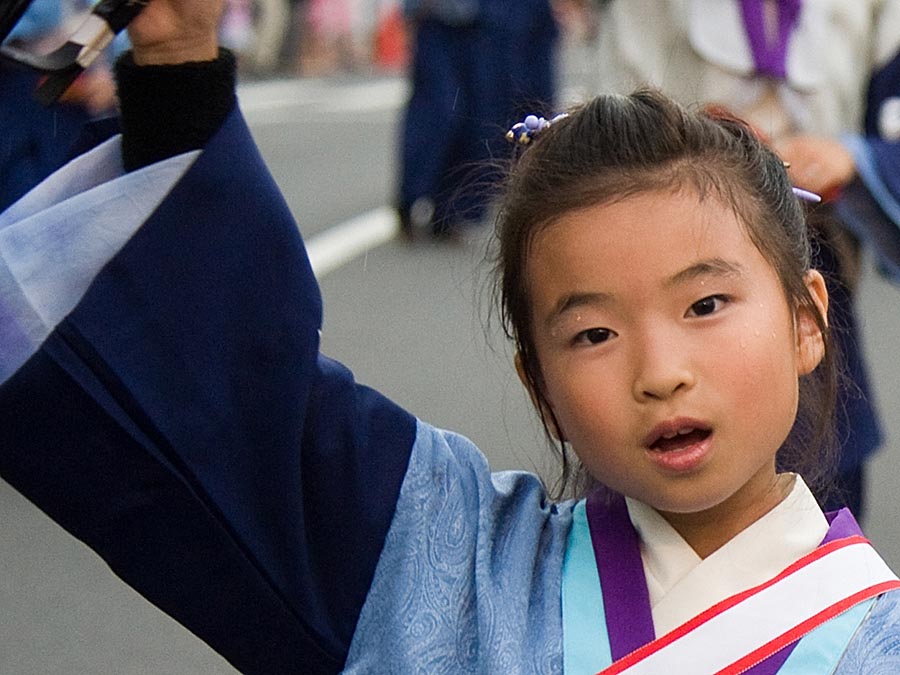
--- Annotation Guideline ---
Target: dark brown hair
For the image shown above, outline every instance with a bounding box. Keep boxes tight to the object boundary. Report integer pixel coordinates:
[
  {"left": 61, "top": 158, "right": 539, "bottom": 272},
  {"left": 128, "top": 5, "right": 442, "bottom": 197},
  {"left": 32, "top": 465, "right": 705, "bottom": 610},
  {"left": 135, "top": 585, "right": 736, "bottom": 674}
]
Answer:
[{"left": 491, "top": 89, "right": 838, "bottom": 500}]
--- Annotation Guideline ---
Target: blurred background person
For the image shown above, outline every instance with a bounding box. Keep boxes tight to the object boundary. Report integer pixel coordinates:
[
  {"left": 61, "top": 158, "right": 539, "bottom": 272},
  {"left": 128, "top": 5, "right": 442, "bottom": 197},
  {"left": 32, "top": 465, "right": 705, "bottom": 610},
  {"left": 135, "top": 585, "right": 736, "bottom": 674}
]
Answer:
[
  {"left": 396, "top": 0, "right": 560, "bottom": 241},
  {"left": 220, "top": 0, "right": 407, "bottom": 78},
  {"left": 250, "top": 0, "right": 292, "bottom": 74},
  {"left": 590, "top": 0, "right": 900, "bottom": 521},
  {"left": 297, "top": 0, "right": 361, "bottom": 75},
  {"left": 373, "top": 0, "right": 409, "bottom": 73},
  {"left": 0, "top": 0, "right": 116, "bottom": 211},
  {"left": 220, "top": 0, "right": 256, "bottom": 65}
]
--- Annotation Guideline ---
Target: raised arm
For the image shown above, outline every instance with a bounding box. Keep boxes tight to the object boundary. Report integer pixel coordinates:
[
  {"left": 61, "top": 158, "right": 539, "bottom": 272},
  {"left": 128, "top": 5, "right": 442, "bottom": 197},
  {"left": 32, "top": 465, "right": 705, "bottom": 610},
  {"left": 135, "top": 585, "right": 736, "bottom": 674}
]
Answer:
[
  {"left": 118, "top": 0, "right": 234, "bottom": 171},
  {"left": 0, "top": 3, "right": 416, "bottom": 673}
]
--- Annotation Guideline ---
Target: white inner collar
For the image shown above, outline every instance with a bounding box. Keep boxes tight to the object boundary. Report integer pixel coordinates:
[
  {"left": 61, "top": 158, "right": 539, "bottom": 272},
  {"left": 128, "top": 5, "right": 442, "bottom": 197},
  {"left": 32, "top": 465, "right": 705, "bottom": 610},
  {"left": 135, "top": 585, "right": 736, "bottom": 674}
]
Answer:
[{"left": 626, "top": 475, "right": 829, "bottom": 636}]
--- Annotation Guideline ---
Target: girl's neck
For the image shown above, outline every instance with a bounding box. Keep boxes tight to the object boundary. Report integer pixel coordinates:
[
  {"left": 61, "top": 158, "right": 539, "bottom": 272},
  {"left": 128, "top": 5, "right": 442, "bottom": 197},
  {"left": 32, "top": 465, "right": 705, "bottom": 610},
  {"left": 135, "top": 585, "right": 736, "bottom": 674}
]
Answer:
[{"left": 658, "top": 473, "right": 794, "bottom": 559}]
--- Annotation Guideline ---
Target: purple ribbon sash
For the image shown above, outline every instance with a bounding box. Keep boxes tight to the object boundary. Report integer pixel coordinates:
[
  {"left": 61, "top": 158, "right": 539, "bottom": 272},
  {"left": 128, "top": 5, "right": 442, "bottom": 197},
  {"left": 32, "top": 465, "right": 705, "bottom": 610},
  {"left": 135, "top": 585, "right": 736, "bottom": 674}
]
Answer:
[
  {"left": 585, "top": 489, "right": 863, "bottom": 674},
  {"left": 738, "top": 0, "right": 802, "bottom": 79}
]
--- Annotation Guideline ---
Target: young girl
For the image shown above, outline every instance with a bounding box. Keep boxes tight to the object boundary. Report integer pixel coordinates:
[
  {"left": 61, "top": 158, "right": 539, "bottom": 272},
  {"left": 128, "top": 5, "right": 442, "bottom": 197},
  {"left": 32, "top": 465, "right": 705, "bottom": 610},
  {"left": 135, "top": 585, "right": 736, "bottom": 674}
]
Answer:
[
  {"left": 590, "top": 0, "right": 900, "bottom": 520},
  {"left": 1, "top": 2, "right": 898, "bottom": 673}
]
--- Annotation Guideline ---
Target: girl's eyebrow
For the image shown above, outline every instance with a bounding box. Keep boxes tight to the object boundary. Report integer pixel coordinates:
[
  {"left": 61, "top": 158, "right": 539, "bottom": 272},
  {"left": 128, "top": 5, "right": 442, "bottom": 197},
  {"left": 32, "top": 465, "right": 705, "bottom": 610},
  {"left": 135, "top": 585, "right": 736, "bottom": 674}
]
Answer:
[
  {"left": 545, "top": 259, "right": 744, "bottom": 329},
  {"left": 665, "top": 258, "right": 745, "bottom": 288},
  {"left": 546, "top": 291, "right": 613, "bottom": 329}
]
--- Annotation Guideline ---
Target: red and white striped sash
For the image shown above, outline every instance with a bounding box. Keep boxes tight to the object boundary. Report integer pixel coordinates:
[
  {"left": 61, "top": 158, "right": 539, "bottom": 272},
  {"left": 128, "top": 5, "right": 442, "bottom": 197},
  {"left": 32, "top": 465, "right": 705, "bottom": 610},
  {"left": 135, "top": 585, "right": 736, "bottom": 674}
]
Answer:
[{"left": 598, "top": 535, "right": 900, "bottom": 675}]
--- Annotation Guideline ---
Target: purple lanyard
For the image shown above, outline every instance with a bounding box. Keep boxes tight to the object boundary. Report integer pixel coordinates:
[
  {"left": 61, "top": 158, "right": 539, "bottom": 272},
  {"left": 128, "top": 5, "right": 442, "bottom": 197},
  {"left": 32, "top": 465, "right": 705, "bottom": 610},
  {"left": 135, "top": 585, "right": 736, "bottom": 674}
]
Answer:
[
  {"left": 585, "top": 490, "right": 864, "bottom": 674},
  {"left": 738, "top": 0, "right": 802, "bottom": 79}
]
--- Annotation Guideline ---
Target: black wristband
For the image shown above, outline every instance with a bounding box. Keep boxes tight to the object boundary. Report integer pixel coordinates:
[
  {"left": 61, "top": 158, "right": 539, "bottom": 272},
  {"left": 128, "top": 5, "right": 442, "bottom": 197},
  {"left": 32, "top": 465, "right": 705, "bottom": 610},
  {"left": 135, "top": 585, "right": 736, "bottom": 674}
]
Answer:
[{"left": 115, "top": 48, "right": 237, "bottom": 172}]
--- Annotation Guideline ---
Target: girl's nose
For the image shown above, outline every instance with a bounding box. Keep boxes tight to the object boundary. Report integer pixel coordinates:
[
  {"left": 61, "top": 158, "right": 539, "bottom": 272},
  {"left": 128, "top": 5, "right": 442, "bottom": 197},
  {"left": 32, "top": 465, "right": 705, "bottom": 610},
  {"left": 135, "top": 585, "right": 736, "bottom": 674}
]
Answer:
[{"left": 631, "top": 335, "right": 695, "bottom": 402}]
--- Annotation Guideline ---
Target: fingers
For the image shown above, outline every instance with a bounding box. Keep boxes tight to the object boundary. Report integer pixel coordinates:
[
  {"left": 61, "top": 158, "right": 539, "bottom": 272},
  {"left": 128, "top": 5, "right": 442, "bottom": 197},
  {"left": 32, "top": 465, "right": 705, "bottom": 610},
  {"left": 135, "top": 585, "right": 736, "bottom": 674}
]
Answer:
[
  {"left": 776, "top": 136, "right": 856, "bottom": 196},
  {"left": 128, "top": 0, "right": 225, "bottom": 65}
]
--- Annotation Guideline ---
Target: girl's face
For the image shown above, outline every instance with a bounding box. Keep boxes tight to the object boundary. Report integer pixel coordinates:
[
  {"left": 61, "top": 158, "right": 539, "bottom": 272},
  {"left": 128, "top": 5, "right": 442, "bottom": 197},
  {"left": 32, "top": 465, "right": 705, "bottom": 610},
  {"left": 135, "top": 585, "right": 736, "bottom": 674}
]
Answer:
[{"left": 523, "top": 188, "right": 827, "bottom": 546}]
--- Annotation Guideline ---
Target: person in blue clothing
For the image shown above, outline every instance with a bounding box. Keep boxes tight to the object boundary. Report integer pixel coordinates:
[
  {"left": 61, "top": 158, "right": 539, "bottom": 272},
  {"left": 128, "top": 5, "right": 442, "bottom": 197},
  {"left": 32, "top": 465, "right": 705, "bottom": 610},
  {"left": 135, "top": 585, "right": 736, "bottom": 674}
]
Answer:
[
  {"left": 397, "top": 0, "right": 559, "bottom": 240},
  {"left": 0, "top": 0, "right": 116, "bottom": 211},
  {"left": 2, "top": 1, "right": 900, "bottom": 674}
]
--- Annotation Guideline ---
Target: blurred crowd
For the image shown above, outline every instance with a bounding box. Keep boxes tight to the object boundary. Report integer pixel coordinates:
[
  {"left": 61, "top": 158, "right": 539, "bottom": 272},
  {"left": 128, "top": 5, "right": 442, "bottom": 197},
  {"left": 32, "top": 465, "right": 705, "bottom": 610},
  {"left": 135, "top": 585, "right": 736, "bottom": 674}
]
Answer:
[
  {"left": 220, "top": 0, "right": 412, "bottom": 77},
  {"left": 220, "top": 0, "right": 595, "bottom": 78}
]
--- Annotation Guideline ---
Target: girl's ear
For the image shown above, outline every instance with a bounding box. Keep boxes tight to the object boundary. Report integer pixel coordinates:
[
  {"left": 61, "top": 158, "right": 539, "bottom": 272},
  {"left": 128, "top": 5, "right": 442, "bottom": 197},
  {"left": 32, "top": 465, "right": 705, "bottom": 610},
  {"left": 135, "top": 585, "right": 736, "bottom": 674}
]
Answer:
[
  {"left": 796, "top": 270, "right": 829, "bottom": 375},
  {"left": 514, "top": 352, "right": 566, "bottom": 442}
]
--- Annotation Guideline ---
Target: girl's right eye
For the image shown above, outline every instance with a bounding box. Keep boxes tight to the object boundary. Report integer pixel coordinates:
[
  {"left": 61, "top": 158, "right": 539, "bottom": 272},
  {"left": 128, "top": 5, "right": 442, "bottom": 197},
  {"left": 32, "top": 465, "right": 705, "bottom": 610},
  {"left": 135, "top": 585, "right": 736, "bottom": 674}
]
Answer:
[{"left": 574, "top": 327, "right": 615, "bottom": 346}]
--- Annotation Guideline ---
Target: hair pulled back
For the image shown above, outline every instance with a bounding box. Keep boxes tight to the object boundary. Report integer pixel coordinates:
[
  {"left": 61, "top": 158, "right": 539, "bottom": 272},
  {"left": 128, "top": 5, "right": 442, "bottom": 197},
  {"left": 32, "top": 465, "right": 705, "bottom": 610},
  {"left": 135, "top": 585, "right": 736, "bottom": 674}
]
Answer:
[{"left": 492, "top": 89, "right": 837, "bottom": 500}]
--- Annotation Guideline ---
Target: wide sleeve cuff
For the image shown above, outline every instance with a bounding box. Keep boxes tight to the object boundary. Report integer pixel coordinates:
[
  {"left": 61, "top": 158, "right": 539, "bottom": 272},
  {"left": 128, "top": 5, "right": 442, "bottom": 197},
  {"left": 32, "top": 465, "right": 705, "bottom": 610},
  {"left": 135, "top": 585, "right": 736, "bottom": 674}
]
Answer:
[{"left": 115, "top": 48, "right": 237, "bottom": 171}]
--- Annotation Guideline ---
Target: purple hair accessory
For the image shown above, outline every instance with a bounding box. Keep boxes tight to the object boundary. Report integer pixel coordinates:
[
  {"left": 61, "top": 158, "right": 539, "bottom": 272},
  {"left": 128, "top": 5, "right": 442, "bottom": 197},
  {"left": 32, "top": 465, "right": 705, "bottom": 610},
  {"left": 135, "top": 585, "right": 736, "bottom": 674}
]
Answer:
[
  {"left": 506, "top": 113, "right": 569, "bottom": 145},
  {"left": 792, "top": 187, "right": 822, "bottom": 203}
]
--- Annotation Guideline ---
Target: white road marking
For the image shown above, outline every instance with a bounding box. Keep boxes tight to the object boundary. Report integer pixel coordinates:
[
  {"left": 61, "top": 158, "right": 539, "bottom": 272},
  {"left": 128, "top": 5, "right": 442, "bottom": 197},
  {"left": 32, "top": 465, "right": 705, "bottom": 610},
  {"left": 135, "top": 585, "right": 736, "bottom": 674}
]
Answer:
[
  {"left": 239, "top": 77, "right": 406, "bottom": 273},
  {"left": 306, "top": 206, "right": 399, "bottom": 278}
]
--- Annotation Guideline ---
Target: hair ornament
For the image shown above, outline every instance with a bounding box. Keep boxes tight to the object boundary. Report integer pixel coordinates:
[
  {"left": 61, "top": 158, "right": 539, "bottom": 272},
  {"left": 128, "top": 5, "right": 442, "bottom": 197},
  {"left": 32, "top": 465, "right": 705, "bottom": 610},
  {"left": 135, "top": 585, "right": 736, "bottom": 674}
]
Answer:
[
  {"left": 506, "top": 113, "right": 569, "bottom": 145},
  {"left": 783, "top": 161, "right": 821, "bottom": 202},
  {"left": 791, "top": 187, "right": 822, "bottom": 203}
]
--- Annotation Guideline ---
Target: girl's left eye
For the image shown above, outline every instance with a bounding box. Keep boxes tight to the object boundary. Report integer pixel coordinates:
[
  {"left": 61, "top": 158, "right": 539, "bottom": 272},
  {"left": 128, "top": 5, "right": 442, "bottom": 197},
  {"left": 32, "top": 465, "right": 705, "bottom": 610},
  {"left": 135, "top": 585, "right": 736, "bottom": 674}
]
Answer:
[
  {"left": 573, "top": 327, "right": 615, "bottom": 345},
  {"left": 687, "top": 295, "right": 729, "bottom": 317}
]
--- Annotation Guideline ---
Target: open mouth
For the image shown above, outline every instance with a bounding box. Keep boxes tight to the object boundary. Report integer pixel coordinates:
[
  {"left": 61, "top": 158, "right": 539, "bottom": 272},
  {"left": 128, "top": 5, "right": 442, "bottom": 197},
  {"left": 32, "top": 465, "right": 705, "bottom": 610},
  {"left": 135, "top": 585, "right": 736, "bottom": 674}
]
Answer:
[{"left": 649, "top": 426, "right": 712, "bottom": 453}]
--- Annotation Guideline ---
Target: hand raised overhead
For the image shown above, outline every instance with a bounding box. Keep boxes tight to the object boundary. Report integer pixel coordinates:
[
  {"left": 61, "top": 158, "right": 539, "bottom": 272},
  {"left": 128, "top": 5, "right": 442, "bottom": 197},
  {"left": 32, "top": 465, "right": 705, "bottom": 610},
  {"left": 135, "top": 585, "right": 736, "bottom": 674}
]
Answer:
[{"left": 127, "top": 0, "right": 224, "bottom": 65}]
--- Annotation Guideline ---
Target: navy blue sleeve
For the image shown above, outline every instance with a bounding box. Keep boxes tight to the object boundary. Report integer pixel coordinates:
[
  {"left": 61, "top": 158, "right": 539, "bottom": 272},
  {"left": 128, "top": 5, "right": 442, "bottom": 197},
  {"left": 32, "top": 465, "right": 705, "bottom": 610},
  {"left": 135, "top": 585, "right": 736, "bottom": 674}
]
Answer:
[{"left": 0, "top": 108, "right": 416, "bottom": 674}]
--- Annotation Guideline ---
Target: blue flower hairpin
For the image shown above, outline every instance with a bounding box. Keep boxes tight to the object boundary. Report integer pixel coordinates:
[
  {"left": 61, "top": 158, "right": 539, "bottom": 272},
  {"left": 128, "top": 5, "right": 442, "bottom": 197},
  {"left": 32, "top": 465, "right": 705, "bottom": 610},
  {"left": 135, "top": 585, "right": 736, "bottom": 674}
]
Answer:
[{"left": 506, "top": 113, "right": 569, "bottom": 145}]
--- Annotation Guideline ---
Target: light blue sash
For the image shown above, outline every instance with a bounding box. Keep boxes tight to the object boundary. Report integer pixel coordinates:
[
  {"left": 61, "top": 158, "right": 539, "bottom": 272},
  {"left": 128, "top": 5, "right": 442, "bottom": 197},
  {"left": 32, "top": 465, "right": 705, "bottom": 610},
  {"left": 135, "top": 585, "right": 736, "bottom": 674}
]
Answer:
[{"left": 562, "top": 500, "right": 613, "bottom": 674}]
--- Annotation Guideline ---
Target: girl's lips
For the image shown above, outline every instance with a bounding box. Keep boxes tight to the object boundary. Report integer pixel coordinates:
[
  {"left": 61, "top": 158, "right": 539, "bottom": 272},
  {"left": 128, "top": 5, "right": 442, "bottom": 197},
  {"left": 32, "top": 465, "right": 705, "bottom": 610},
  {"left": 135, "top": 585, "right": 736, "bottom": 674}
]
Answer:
[
  {"left": 651, "top": 427, "right": 711, "bottom": 453},
  {"left": 643, "top": 418, "right": 712, "bottom": 450},
  {"left": 643, "top": 418, "right": 714, "bottom": 472},
  {"left": 645, "top": 433, "right": 713, "bottom": 472}
]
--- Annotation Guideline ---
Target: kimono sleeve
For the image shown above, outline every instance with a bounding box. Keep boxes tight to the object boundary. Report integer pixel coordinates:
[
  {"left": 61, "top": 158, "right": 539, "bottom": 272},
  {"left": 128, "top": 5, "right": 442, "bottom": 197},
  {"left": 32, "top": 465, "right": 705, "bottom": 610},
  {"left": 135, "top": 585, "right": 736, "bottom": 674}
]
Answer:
[{"left": 0, "top": 108, "right": 416, "bottom": 675}]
